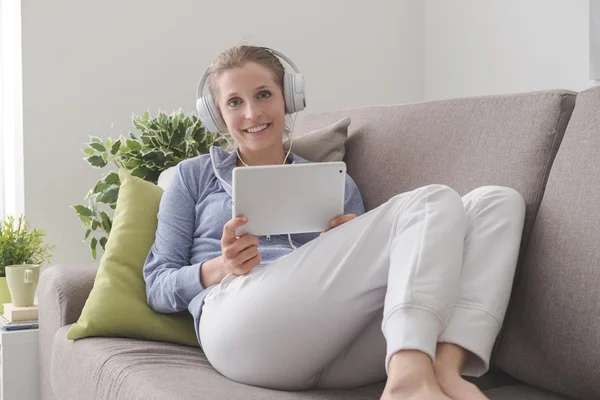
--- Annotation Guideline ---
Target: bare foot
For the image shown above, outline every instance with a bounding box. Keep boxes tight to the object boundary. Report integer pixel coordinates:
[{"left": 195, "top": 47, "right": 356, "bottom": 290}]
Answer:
[
  {"left": 434, "top": 371, "right": 488, "bottom": 400},
  {"left": 381, "top": 350, "right": 452, "bottom": 400},
  {"left": 381, "top": 383, "right": 452, "bottom": 400},
  {"left": 433, "top": 343, "right": 488, "bottom": 400}
]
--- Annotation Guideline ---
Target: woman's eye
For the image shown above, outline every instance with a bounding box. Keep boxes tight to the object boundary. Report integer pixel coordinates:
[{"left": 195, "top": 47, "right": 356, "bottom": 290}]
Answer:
[
  {"left": 258, "top": 91, "right": 272, "bottom": 99},
  {"left": 227, "top": 99, "right": 240, "bottom": 107}
]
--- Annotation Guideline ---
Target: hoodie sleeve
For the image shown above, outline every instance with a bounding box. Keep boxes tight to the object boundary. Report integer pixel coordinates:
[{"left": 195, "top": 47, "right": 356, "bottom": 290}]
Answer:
[
  {"left": 143, "top": 162, "right": 206, "bottom": 313},
  {"left": 344, "top": 174, "right": 366, "bottom": 217}
]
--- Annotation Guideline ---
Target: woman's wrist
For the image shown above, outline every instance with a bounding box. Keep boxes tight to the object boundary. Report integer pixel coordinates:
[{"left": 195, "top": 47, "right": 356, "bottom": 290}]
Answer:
[{"left": 200, "top": 256, "right": 226, "bottom": 287}]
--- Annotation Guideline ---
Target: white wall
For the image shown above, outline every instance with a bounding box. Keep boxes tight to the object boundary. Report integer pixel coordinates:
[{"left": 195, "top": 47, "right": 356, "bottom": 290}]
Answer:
[
  {"left": 425, "top": 0, "right": 595, "bottom": 100},
  {"left": 21, "top": 0, "right": 425, "bottom": 264}
]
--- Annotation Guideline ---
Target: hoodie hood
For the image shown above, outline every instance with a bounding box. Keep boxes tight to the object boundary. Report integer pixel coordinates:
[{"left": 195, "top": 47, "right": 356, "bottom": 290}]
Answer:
[{"left": 208, "top": 145, "right": 309, "bottom": 197}]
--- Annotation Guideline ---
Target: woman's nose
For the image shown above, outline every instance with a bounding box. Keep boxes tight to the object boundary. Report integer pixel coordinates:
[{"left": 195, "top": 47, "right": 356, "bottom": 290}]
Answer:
[{"left": 244, "top": 101, "right": 262, "bottom": 120}]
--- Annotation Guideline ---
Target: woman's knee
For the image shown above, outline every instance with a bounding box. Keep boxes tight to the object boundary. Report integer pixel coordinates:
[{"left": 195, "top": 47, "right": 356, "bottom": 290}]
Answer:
[
  {"left": 387, "top": 184, "right": 466, "bottom": 225},
  {"left": 468, "top": 185, "right": 526, "bottom": 216},
  {"left": 411, "top": 184, "right": 464, "bottom": 211},
  {"left": 390, "top": 184, "right": 461, "bottom": 204}
]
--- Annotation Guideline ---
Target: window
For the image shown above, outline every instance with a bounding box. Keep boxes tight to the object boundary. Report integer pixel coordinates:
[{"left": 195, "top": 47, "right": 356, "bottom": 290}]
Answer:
[{"left": 0, "top": 0, "right": 24, "bottom": 221}]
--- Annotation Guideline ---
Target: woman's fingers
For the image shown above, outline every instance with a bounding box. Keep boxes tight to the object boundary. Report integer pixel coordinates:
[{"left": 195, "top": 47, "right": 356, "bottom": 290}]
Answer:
[
  {"left": 321, "top": 214, "right": 357, "bottom": 235},
  {"left": 233, "top": 247, "right": 261, "bottom": 274},
  {"left": 330, "top": 214, "right": 357, "bottom": 228},
  {"left": 222, "top": 216, "right": 248, "bottom": 245}
]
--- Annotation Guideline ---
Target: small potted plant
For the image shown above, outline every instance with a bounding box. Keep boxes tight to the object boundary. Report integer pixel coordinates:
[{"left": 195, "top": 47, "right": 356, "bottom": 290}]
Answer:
[{"left": 0, "top": 215, "right": 55, "bottom": 313}]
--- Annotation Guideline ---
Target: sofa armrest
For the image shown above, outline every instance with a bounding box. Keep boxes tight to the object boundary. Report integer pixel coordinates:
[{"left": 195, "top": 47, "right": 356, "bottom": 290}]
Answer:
[{"left": 38, "top": 263, "right": 99, "bottom": 400}]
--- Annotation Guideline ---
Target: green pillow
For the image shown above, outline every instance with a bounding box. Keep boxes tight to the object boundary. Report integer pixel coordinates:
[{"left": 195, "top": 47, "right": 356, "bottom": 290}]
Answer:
[{"left": 67, "top": 168, "right": 199, "bottom": 347}]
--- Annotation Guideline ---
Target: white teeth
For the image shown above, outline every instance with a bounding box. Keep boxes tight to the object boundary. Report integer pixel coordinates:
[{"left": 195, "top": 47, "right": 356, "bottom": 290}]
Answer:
[{"left": 246, "top": 124, "right": 269, "bottom": 133}]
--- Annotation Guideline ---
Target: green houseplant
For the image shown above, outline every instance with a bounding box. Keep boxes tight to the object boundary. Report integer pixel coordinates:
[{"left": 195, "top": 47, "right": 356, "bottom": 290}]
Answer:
[
  {"left": 0, "top": 214, "right": 55, "bottom": 313},
  {"left": 72, "top": 109, "right": 227, "bottom": 259}
]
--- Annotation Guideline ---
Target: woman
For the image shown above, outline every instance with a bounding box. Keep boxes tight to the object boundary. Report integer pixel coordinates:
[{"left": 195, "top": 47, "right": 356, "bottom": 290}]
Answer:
[{"left": 143, "top": 45, "right": 526, "bottom": 400}]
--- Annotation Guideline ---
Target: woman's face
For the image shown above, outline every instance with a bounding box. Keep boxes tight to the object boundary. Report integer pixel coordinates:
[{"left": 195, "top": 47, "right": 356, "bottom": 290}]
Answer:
[{"left": 215, "top": 62, "right": 286, "bottom": 153}]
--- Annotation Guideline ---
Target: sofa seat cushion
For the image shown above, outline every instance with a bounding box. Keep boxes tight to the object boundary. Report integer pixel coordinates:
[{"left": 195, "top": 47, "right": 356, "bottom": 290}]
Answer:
[
  {"left": 52, "top": 325, "right": 555, "bottom": 399},
  {"left": 485, "top": 384, "right": 574, "bottom": 399},
  {"left": 51, "top": 326, "right": 385, "bottom": 400}
]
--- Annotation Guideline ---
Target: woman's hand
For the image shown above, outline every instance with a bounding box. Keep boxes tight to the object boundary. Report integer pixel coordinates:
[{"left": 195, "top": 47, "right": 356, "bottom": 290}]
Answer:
[
  {"left": 221, "top": 216, "right": 262, "bottom": 275},
  {"left": 200, "top": 216, "right": 261, "bottom": 288},
  {"left": 320, "top": 214, "right": 357, "bottom": 236}
]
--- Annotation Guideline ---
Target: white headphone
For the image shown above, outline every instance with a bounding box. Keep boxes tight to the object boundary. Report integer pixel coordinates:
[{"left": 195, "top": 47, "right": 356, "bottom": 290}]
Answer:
[{"left": 195, "top": 47, "right": 306, "bottom": 133}]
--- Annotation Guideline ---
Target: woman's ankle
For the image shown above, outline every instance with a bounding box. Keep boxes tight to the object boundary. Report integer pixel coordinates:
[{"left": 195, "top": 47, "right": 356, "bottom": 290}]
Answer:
[
  {"left": 386, "top": 350, "right": 437, "bottom": 389},
  {"left": 433, "top": 342, "right": 468, "bottom": 377}
]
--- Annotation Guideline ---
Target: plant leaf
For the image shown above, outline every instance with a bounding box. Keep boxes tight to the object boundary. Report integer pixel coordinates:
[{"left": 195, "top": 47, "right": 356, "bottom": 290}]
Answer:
[
  {"left": 99, "top": 237, "right": 108, "bottom": 250},
  {"left": 130, "top": 165, "right": 150, "bottom": 179},
  {"left": 72, "top": 205, "right": 93, "bottom": 217},
  {"left": 123, "top": 158, "right": 142, "bottom": 170},
  {"left": 111, "top": 140, "right": 121, "bottom": 155},
  {"left": 92, "top": 181, "right": 110, "bottom": 195},
  {"left": 90, "top": 237, "right": 98, "bottom": 259},
  {"left": 126, "top": 139, "right": 142, "bottom": 151},
  {"left": 97, "top": 186, "right": 119, "bottom": 204},
  {"left": 133, "top": 117, "right": 150, "bottom": 133},
  {"left": 100, "top": 211, "right": 112, "bottom": 233},
  {"left": 104, "top": 172, "right": 120, "bottom": 185},
  {"left": 85, "top": 155, "right": 107, "bottom": 168}
]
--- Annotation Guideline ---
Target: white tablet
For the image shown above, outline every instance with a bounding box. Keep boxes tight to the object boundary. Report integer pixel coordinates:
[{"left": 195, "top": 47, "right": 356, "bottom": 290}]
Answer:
[{"left": 232, "top": 161, "right": 347, "bottom": 237}]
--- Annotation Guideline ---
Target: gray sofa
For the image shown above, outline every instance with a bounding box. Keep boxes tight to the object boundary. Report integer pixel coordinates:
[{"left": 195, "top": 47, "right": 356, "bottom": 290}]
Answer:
[{"left": 39, "top": 86, "right": 600, "bottom": 400}]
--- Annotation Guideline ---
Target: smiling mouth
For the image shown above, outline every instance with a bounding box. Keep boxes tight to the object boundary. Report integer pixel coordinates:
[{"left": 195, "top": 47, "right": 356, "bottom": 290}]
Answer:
[{"left": 244, "top": 123, "right": 271, "bottom": 133}]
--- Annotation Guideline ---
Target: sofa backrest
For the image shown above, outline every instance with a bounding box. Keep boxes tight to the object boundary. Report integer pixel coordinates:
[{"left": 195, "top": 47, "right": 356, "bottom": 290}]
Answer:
[
  {"left": 296, "top": 90, "right": 575, "bottom": 268},
  {"left": 296, "top": 91, "right": 575, "bottom": 211},
  {"left": 495, "top": 85, "right": 600, "bottom": 400}
]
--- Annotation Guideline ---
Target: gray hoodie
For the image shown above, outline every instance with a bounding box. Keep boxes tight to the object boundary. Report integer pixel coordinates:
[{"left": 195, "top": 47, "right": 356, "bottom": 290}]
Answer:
[{"left": 143, "top": 146, "right": 365, "bottom": 346}]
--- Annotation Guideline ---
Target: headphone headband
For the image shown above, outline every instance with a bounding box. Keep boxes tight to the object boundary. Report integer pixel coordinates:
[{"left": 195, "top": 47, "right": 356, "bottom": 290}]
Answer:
[{"left": 196, "top": 47, "right": 302, "bottom": 100}]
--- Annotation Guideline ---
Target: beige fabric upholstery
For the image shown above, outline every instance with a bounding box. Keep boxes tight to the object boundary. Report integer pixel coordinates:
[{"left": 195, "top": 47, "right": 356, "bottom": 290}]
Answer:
[
  {"left": 485, "top": 385, "right": 573, "bottom": 399},
  {"left": 39, "top": 263, "right": 99, "bottom": 400},
  {"left": 51, "top": 327, "right": 385, "bottom": 400},
  {"left": 495, "top": 86, "right": 600, "bottom": 400}
]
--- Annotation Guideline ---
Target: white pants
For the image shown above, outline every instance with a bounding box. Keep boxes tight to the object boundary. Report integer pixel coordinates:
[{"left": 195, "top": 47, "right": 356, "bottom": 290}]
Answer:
[{"left": 199, "top": 184, "right": 526, "bottom": 391}]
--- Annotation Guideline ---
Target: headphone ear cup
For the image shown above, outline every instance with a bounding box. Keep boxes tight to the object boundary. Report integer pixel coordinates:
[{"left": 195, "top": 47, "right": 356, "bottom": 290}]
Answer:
[
  {"left": 283, "top": 72, "right": 306, "bottom": 114},
  {"left": 196, "top": 92, "right": 226, "bottom": 133}
]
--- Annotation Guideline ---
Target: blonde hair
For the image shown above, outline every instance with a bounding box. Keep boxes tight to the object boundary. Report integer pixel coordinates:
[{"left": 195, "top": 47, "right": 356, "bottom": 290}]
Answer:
[{"left": 206, "top": 45, "right": 295, "bottom": 150}]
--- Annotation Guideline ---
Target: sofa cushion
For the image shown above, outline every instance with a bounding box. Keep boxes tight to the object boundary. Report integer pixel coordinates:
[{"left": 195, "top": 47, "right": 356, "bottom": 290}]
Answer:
[
  {"left": 296, "top": 90, "right": 574, "bottom": 252},
  {"left": 295, "top": 90, "right": 575, "bottom": 214},
  {"left": 283, "top": 117, "right": 350, "bottom": 162},
  {"left": 485, "top": 385, "right": 574, "bottom": 400},
  {"left": 53, "top": 325, "right": 386, "bottom": 400},
  {"left": 495, "top": 85, "right": 600, "bottom": 399},
  {"left": 53, "top": 323, "right": 566, "bottom": 399},
  {"left": 66, "top": 169, "right": 200, "bottom": 347},
  {"left": 52, "top": 325, "right": 530, "bottom": 399}
]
